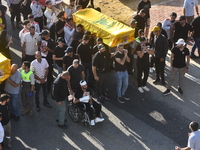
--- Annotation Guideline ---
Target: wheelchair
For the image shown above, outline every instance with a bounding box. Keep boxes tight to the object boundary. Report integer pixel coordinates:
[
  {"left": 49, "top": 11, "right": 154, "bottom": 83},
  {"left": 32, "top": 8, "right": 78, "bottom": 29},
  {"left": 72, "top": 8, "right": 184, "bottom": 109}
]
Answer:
[{"left": 67, "top": 98, "right": 103, "bottom": 127}]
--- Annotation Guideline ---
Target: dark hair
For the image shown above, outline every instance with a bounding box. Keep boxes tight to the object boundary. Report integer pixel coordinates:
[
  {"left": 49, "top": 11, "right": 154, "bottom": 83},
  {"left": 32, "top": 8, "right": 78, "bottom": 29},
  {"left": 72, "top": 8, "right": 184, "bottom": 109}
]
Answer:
[
  {"left": 87, "top": 5, "right": 94, "bottom": 8},
  {"left": 94, "top": 7, "right": 101, "bottom": 12},
  {"left": 23, "top": 20, "right": 30, "bottom": 25},
  {"left": 29, "top": 26, "right": 35, "bottom": 30},
  {"left": 96, "top": 37, "right": 103, "bottom": 42},
  {"left": 82, "top": 35, "right": 90, "bottom": 41},
  {"left": 157, "top": 22, "right": 162, "bottom": 28},
  {"left": 138, "top": 29, "right": 144, "bottom": 35},
  {"left": 117, "top": 43, "right": 123, "bottom": 48},
  {"left": 84, "top": 31, "right": 91, "bottom": 35},
  {"left": 45, "top": 0, "right": 51, "bottom": 5},
  {"left": 76, "top": 24, "right": 83, "bottom": 28},
  {"left": 76, "top": 5, "right": 82, "bottom": 10},
  {"left": 140, "top": 9, "right": 146, "bottom": 14},
  {"left": 139, "top": 36, "right": 146, "bottom": 42},
  {"left": 170, "top": 12, "right": 177, "bottom": 17},
  {"left": 190, "top": 121, "right": 199, "bottom": 131},
  {"left": 57, "top": 11, "right": 65, "bottom": 18},
  {"left": 23, "top": 61, "right": 30, "bottom": 68},
  {"left": 0, "top": 94, "right": 10, "bottom": 102},
  {"left": 66, "top": 17, "right": 73, "bottom": 23},
  {"left": 28, "top": 14, "right": 34, "bottom": 18}
]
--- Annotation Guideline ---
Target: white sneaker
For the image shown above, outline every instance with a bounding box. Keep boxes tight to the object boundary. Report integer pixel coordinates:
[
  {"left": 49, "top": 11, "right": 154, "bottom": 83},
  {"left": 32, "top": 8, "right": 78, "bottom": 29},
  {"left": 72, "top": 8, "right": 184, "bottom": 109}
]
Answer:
[
  {"left": 149, "top": 67, "right": 153, "bottom": 73},
  {"left": 138, "top": 87, "right": 144, "bottom": 93},
  {"left": 95, "top": 117, "right": 104, "bottom": 123},
  {"left": 90, "top": 120, "right": 95, "bottom": 126},
  {"left": 142, "top": 86, "right": 150, "bottom": 91}
]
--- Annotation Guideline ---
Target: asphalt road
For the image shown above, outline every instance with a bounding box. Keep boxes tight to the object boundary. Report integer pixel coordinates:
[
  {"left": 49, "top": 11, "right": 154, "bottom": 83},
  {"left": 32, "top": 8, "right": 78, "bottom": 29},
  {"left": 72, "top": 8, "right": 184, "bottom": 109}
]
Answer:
[{"left": 2, "top": 2, "right": 200, "bottom": 150}]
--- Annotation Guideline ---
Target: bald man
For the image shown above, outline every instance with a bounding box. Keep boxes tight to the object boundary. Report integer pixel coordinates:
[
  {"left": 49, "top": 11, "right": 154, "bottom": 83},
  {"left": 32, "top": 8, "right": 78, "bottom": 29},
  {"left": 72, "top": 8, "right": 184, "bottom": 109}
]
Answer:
[{"left": 4, "top": 64, "right": 21, "bottom": 121}]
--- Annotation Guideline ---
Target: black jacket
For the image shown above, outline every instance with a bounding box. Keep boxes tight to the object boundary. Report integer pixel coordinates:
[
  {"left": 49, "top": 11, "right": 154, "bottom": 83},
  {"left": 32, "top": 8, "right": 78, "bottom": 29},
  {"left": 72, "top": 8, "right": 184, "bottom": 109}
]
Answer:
[
  {"left": 53, "top": 74, "right": 69, "bottom": 102},
  {"left": 154, "top": 34, "right": 168, "bottom": 59}
]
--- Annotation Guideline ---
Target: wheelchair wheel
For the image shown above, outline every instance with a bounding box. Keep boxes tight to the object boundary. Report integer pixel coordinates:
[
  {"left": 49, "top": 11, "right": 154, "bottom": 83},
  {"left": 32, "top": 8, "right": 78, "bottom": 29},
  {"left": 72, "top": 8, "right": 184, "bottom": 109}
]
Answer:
[
  {"left": 68, "top": 103, "right": 82, "bottom": 122},
  {"left": 82, "top": 112, "right": 91, "bottom": 127}
]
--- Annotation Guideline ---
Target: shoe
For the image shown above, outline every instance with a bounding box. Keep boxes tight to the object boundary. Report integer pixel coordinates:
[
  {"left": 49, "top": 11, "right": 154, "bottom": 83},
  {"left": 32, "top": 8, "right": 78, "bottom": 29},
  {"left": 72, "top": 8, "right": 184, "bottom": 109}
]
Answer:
[
  {"left": 138, "top": 87, "right": 144, "bottom": 93},
  {"left": 58, "top": 124, "right": 68, "bottom": 129},
  {"left": 21, "top": 108, "right": 29, "bottom": 116},
  {"left": 121, "top": 96, "right": 130, "bottom": 100},
  {"left": 153, "top": 78, "right": 160, "bottom": 84},
  {"left": 95, "top": 117, "right": 104, "bottom": 123},
  {"left": 36, "top": 107, "right": 40, "bottom": 112},
  {"left": 117, "top": 97, "right": 124, "bottom": 103},
  {"left": 15, "top": 116, "right": 20, "bottom": 122},
  {"left": 178, "top": 88, "right": 183, "bottom": 95},
  {"left": 11, "top": 22, "right": 15, "bottom": 29},
  {"left": 163, "top": 89, "right": 171, "bottom": 96},
  {"left": 149, "top": 67, "right": 153, "bottom": 73},
  {"left": 90, "top": 119, "right": 95, "bottom": 126},
  {"left": 162, "top": 81, "right": 166, "bottom": 86},
  {"left": 29, "top": 109, "right": 34, "bottom": 116},
  {"left": 43, "top": 103, "right": 52, "bottom": 108},
  {"left": 142, "top": 86, "right": 150, "bottom": 91},
  {"left": 190, "top": 54, "right": 199, "bottom": 59},
  {"left": 6, "top": 138, "right": 12, "bottom": 149},
  {"left": 102, "top": 94, "right": 110, "bottom": 101}
]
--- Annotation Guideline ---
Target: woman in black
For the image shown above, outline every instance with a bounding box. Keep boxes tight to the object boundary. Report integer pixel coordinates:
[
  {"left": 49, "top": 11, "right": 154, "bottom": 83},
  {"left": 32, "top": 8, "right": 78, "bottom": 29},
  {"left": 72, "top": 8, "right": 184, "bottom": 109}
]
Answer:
[{"left": 136, "top": 37, "right": 154, "bottom": 93}]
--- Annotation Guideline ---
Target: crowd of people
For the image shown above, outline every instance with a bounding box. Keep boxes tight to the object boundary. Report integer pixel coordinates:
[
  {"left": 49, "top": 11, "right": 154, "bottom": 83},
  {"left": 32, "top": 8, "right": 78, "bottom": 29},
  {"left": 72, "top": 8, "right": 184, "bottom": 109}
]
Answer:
[{"left": 0, "top": 0, "right": 200, "bottom": 149}]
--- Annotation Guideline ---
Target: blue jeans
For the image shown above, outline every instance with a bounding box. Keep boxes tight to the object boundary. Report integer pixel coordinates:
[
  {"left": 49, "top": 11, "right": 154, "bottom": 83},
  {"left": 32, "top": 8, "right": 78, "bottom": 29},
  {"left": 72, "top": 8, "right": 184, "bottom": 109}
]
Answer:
[
  {"left": 35, "top": 82, "right": 48, "bottom": 108},
  {"left": 6, "top": 92, "right": 20, "bottom": 117},
  {"left": 116, "top": 70, "right": 129, "bottom": 98},
  {"left": 192, "top": 38, "right": 200, "bottom": 58},
  {"left": 54, "top": 63, "right": 62, "bottom": 75},
  {"left": 56, "top": 100, "right": 67, "bottom": 125}
]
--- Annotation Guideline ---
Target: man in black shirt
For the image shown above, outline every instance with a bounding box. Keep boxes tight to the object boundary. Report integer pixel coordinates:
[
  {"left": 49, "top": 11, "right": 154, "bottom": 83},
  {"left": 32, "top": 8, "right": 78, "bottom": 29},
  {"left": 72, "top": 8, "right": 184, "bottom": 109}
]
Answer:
[
  {"left": 171, "top": 15, "right": 193, "bottom": 44},
  {"left": 67, "top": 59, "right": 85, "bottom": 93},
  {"left": 191, "top": 16, "right": 200, "bottom": 58},
  {"left": 76, "top": 35, "right": 93, "bottom": 86},
  {"left": 114, "top": 44, "right": 130, "bottom": 103},
  {"left": 56, "top": 11, "right": 66, "bottom": 39},
  {"left": 152, "top": 26, "right": 168, "bottom": 85},
  {"left": 40, "top": 30, "right": 56, "bottom": 91},
  {"left": 62, "top": 47, "right": 79, "bottom": 71},
  {"left": 0, "top": 94, "right": 12, "bottom": 148},
  {"left": 53, "top": 71, "right": 70, "bottom": 128},
  {"left": 92, "top": 44, "right": 114, "bottom": 101},
  {"left": 163, "top": 39, "right": 190, "bottom": 96},
  {"left": 133, "top": 9, "right": 146, "bottom": 32},
  {"left": 73, "top": 80, "right": 104, "bottom": 126},
  {"left": 137, "top": 0, "right": 151, "bottom": 38},
  {"left": 71, "top": 24, "right": 84, "bottom": 51},
  {"left": 53, "top": 37, "right": 67, "bottom": 74},
  {"left": 92, "top": 37, "right": 109, "bottom": 55}
]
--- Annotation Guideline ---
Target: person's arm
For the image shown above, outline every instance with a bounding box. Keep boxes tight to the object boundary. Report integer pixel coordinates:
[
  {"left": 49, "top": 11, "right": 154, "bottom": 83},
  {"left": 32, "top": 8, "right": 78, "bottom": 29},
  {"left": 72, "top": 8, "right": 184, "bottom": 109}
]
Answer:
[
  {"left": 22, "top": 42, "right": 26, "bottom": 59},
  {"left": 195, "top": 6, "right": 199, "bottom": 16},
  {"left": 185, "top": 55, "right": 190, "bottom": 73},
  {"left": 161, "top": 37, "right": 168, "bottom": 61},
  {"left": 169, "top": 52, "right": 174, "bottom": 71},
  {"left": 62, "top": 62, "right": 67, "bottom": 71},
  {"left": 175, "top": 146, "right": 191, "bottom": 150},
  {"left": 183, "top": 8, "right": 186, "bottom": 16},
  {"left": 67, "top": 79, "right": 73, "bottom": 95},
  {"left": 52, "top": 54, "right": 63, "bottom": 60},
  {"left": 44, "top": 10, "right": 55, "bottom": 21},
  {"left": 6, "top": 77, "right": 20, "bottom": 87},
  {"left": 92, "top": 66, "right": 99, "bottom": 81},
  {"left": 81, "top": 71, "right": 85, "bottom": 80},
  {"left": 115, "top": 50, "right": 129, "bottom": 65}
]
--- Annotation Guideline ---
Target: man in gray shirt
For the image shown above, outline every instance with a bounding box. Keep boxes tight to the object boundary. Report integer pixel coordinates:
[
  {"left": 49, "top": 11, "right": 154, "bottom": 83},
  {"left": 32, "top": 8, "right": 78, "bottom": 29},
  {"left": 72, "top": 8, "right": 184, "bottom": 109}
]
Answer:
[{"left": 4, "top": 64, "right": 21, "bottom": 121}]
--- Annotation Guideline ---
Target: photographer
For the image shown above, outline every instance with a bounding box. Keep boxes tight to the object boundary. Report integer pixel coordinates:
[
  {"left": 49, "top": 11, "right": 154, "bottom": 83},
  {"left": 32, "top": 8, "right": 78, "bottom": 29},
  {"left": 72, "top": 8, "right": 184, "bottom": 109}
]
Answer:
[{"left": 136, "top": 37, "right": 154, "bottom": 93}]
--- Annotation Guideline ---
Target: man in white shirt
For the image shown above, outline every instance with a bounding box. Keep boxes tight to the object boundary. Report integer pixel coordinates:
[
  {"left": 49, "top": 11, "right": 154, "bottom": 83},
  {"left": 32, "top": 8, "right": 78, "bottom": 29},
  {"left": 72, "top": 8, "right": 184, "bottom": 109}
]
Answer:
[
  {"left": 44, "top": 0, "right": 59, "bottom": 41},
  {"left": 22, "top": 26, "right": 41, "bottom": 62},
  {"left": 6, "top": 0, "right": 21, "bottom": 29},
  {"left": 183, "top": 0, "right": 199, "bottom": 24},
  {"left": 31, "top": 51, "right": 52, "bottom": 112},
  {"left": 30, "top": 0, "right": 43, "bottom": 31},
  {"left": 19, "top": 20, "right": 30, "bottom": 45},
  {"left": 28, "top": 14, "right": 40, "bottom": 33},
  {"left": 175, "top": 121, "right": 200, "bottom": 150},
  {"left": 64, "top": 17, "right": 75, "bottom": 46},
  {"left": 64, "top": 0, "right": 76, "bottom": 18}
]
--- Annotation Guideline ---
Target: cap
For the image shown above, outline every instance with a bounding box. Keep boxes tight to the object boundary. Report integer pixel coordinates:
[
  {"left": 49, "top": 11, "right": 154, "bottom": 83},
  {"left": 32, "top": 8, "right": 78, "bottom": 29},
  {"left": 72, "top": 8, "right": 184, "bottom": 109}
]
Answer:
[
  {"left": 179, "top": 15, "right": 186, "bottom": 21},
  {"left": 175, "top": 38, "right": 185, "bottom": 45},
  {"left": 151, "top": 26, "right": 160, "bottom": 32},
  {"left": 57, "top": 37, "right": 65, "bottom": 43},
  {"left": 98, "top": 44, "right": 105, "bottom": 50},
  {"left": 80, "top": 80, "right": 87, "bottom": 86},
  {"left": 131, "top": 19, "right": 137, "bottom": 25},
  {"left": 64, "top": 47, "right": 74, "bottom": 53},
  {"left": 73, "top": 59, "right": 79, "bottom": 64},
  {"left": 39, "top": 30, "right": 49, "bottom": 36}
]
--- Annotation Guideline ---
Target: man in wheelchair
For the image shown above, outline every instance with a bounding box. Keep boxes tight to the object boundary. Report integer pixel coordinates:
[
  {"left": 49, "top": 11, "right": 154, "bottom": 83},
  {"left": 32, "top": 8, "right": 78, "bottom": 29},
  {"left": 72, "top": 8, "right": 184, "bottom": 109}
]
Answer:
[{"left": 73, "top": 80, "right": 104, "bottom": 126}]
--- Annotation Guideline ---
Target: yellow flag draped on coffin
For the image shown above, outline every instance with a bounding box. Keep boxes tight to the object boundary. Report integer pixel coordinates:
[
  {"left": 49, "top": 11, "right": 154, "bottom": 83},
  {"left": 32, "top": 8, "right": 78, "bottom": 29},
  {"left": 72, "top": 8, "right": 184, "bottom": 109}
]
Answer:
[
  {"left": 0, "top": 53, "right": 11, "bottom": 84},
  {"left": 73, "top": 8, "right": 135, "bottom": 47}
]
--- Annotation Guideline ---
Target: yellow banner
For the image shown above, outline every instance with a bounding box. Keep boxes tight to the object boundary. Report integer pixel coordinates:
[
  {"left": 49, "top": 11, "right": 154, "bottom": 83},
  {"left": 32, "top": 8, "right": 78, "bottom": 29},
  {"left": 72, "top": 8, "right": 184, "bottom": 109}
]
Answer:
[
  {"left": 73, "top": 8, "right": 135, "bottom": 47},
  {"left": 0, "top": 53, "right": 11, "bottom": 83}
]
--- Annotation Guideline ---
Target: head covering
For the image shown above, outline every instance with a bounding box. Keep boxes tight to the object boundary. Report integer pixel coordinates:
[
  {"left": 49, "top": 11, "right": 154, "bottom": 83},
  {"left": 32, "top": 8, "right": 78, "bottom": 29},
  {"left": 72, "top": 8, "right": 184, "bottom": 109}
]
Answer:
[
  {"left": 80, "top": 80, "right": 87, "bottom": 86},
  {"left": 151, "top": 26, "right": 160, "bottom": 32},
  {"left": 179, "top": 15, "right": 186, "bottom": 21},
  {"left": 39, "top": 30, "right": 49, "bottom": 36},
  {"left": 131, "top": 19, "right": 137, "bottom": 25},
  {"left": 57, "top": 37, "right": 65, "bottom": 43},
  {"left": 98, "top": 44, "right": 105, "bottom": 50},
  {"left": 176, "top": 38, "right": 186, "bottom": 45},
  {"left": 64, "top": 47, "right": 74, "bottom": 53}
]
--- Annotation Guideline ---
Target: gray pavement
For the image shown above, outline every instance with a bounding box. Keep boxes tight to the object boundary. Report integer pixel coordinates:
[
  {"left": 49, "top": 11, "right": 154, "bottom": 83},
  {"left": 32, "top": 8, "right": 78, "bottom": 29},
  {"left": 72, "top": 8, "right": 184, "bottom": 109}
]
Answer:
[{"left": 1, "top": 0, "right": 200, "bottom": 150}]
